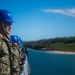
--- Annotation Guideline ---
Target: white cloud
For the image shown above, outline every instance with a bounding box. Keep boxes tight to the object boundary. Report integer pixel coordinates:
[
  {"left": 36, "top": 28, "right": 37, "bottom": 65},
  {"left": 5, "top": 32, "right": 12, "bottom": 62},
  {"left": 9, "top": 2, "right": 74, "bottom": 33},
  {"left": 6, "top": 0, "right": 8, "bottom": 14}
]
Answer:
[{"left": 42, "top": 8, "right": 75, "bottom": 17}]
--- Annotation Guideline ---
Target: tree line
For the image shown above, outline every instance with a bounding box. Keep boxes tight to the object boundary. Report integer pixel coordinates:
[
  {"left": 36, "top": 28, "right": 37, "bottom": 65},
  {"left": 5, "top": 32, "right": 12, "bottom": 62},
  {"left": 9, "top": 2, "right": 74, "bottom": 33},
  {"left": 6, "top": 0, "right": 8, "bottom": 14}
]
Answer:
[{"left": 23, "top": 36, "right": 75, "bottom": 51}]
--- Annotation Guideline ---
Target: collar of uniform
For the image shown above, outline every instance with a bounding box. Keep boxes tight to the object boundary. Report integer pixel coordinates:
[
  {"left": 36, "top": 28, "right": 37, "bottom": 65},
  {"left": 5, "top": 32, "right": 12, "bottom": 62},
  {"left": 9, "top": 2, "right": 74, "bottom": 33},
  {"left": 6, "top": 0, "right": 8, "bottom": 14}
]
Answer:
[{"left": 0, "top": 34, "right": 9, "bottom": 41}]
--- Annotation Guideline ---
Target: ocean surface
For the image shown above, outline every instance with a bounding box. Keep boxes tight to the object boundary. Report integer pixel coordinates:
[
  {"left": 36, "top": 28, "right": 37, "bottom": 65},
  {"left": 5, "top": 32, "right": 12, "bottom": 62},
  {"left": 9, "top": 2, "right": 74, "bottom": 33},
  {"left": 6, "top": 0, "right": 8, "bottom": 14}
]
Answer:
[{"left": 27, "top": 49, "right": 75, "bottom": 75}]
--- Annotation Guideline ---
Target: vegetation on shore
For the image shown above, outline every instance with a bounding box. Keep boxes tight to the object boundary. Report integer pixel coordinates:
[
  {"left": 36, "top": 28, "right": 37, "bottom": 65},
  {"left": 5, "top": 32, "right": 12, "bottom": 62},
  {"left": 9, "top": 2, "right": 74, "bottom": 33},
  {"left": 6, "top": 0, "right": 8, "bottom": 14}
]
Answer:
[{"left": 23, "top": 36, "right": 75, "bottom": 52}]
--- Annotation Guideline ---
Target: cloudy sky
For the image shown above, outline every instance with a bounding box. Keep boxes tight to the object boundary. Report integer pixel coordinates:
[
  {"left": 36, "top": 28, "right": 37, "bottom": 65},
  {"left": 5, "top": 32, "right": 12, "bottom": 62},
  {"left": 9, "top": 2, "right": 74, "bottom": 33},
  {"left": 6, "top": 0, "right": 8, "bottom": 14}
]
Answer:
[{"left": 0, "top": 0, "right": 75, "bottom": 41}]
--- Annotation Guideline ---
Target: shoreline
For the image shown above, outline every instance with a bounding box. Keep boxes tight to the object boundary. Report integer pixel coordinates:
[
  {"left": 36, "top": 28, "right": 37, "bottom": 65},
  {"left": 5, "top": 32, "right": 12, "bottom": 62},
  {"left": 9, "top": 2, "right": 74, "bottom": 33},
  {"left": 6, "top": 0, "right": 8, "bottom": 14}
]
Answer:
[
  {"left": 27, "top": 48, "right": 75, "bottom": 54},
  {"left": 46, "top": 51, "right": 75, "bottom": 54}
]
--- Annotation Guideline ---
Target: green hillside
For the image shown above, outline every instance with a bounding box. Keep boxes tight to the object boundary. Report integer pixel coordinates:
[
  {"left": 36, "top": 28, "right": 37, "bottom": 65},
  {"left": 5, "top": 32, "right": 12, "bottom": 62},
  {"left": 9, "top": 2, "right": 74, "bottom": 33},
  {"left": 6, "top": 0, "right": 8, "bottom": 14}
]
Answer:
[{"left": 23, "top": 36, "right": 75, "bottom": 52}]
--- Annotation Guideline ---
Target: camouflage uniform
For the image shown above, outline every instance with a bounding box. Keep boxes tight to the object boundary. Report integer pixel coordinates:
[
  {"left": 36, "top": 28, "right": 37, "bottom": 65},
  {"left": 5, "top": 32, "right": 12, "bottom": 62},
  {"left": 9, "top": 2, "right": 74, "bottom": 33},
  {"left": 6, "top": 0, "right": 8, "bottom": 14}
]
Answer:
[
  {"left": 11, "top": 46, "right": 23, "bottom": 75},
  {"left": 0, "top": 34, "right": 12, "bottom": 75},
  {"left": 11, "top": 47, "right": 20, "bottom": 75}
]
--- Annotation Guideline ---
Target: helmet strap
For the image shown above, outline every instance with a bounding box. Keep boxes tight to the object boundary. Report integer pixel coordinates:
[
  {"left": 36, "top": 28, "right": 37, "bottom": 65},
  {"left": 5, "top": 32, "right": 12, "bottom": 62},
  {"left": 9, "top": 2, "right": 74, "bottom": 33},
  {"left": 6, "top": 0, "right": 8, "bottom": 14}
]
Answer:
[{"left": 1, "top": 21, "right": 7, "bottom": 38}]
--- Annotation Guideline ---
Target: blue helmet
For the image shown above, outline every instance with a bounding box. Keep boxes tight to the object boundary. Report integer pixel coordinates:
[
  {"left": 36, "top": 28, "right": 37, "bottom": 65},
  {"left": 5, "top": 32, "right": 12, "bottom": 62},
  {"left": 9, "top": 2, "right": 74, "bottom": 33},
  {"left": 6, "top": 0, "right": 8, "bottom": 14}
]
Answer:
[
  {"left": 9, "top": 35, "right": 23, "bottom": 48},
  {"left": 0, "top": 9, "right": 14, "bottom": 22},
  {"left": 18, "top": 37, "right": 22, "bottom": 43},
  {"left": 18, "top": 37, "right": 23, "bottom": 48},
  {"left": 10, "top": 35, "right": 19, "bottom": 43}
]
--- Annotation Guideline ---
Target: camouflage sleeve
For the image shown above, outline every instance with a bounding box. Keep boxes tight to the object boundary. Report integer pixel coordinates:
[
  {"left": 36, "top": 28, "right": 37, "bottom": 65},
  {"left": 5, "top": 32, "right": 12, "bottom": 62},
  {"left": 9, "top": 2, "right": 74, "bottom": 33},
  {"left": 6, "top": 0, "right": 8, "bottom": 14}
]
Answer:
[
  {"left": 0, "top": 39, "right": 8, "bottom": 57},
  {"left": 0, "top": 38, "right": 10, "bottom": 75},
  {"left": 0, "top": 39, "right": 5, "bottom": 57},
  {"left": 18, "top": 48, "right": 24, "bottom": 65}
]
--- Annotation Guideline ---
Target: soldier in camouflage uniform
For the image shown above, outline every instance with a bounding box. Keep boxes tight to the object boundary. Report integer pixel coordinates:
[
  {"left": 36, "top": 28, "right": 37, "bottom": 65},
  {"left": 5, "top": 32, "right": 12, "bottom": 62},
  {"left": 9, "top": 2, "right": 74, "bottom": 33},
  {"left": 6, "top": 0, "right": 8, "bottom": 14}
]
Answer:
[
  {"left": 9, "top": 35, "right": 23, "bottom": 75},
  {"left": 0, "top": 9, "right": 14, "bottom": 75},
  {"left": 9, "top": 35, "right": 31, "bottom": 75},
  {"left": 18, "top": 38, "right": 31, "bottom": 75}
]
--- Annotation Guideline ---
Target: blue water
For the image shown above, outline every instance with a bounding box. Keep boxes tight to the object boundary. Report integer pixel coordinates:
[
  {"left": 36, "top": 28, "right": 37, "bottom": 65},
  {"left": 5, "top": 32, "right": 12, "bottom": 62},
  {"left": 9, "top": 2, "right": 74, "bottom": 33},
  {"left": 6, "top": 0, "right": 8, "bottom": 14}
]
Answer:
[{"left": 27, "top": 49, "right": 75, "bottom": 75}]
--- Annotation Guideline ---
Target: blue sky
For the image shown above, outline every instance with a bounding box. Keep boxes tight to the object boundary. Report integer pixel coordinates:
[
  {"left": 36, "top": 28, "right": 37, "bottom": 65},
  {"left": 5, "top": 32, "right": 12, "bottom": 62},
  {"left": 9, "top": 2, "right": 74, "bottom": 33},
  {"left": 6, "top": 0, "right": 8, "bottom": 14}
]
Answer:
[{"left": 0, "top": 0, "right": 75, "bottom": 41}]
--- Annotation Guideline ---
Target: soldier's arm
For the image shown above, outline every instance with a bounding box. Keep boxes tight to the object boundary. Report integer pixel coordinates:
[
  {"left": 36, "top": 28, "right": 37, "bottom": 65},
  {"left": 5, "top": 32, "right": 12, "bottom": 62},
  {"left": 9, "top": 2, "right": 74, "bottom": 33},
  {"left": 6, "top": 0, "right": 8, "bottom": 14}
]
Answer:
[
  {"left": 19, "top": 48, "right": 26, "bottom": 65},
  {"left": 0, "top": 39, "right": 10, "bottom": 75},
  {"left": 0, "top": 40, "right": 6, "bottom": 57}
]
